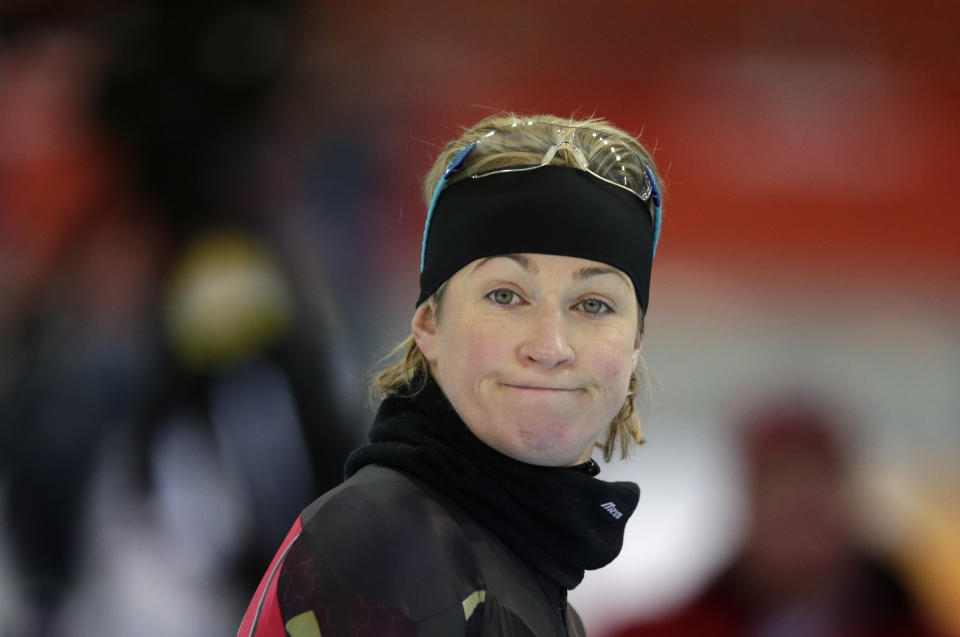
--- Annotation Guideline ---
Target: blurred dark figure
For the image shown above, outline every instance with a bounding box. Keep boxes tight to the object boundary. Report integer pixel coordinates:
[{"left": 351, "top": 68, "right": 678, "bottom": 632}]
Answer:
[
  {"left": 90, "top": 0, "right": 363, "bottom": 510},
  {"left": 607, "top": 398, "right": 941, "bottom": 637},
  {"left": 1, "top": 3, "right": 362, "bottom": 634},
  {"left": 0, "top": 18, "right": 164, "bottom": 632}
]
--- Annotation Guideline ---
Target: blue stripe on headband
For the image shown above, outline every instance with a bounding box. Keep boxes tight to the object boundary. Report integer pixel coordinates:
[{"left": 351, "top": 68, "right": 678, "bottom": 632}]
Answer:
[
  {"left": 420, "top": 142, "right": 477, "bottom": 271},
  {"left": 643, "top": 164, "right": 662, "bottom": 258}
]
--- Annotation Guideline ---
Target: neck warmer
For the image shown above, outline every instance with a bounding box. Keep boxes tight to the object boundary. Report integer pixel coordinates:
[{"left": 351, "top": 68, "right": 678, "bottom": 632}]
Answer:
[{"left": 344, "top": 379, "right": 640, "bottom": 589}]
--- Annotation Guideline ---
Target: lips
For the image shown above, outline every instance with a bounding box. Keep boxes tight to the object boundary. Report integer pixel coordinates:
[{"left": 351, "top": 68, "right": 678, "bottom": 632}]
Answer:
[{"left": 501, "top": 383, "right": 579, "bottom": 392}]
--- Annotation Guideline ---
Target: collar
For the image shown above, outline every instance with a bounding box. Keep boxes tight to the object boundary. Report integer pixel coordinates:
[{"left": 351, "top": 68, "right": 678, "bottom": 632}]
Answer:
[{"left": 344, "top": 379, "right": 640, "bottom": 589}]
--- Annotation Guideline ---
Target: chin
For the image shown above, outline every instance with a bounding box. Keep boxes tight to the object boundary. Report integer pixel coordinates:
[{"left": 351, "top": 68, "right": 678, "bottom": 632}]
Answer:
[
  {"left": 513, "top": 446, "right": 589, "bottom": 467},
  {"left": 509, "top": 421, "right": 591, "bottom": 467}
]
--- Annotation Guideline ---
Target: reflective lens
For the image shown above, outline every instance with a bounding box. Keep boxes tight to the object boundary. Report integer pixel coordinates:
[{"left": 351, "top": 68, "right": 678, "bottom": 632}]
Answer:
[{"left": 471, "top": 122, "right": 656, "bottom": 204}]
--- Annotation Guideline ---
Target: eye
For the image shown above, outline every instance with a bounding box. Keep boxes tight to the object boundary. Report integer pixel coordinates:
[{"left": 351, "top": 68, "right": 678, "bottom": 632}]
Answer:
[
  {"left": 577, "top": 298, "right": 611, "bottom": 315},
  {"left": 488, "top": 288, "right": 522, "bottom": 305}
]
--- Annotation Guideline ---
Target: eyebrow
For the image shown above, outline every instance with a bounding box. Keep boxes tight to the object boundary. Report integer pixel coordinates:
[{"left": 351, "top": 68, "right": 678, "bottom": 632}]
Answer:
[
  {"left": 573, "top": 265, "right": 631, "bottom": 287},
  {"left": 470, "top": 255, "right": 631, "bottom": 288},
  {"left": 470, "top": 254, "right": 536, "bottom": 275}
]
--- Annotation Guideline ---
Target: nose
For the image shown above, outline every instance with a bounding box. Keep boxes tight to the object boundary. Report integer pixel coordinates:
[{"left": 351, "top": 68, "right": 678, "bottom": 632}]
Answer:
[{"left": 517, "top": 305, "right": 575, "bottom": 368}]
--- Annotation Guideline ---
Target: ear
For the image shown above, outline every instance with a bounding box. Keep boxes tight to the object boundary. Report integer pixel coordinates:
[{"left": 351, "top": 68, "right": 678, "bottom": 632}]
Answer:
[
  {"left": 632, "top": 335, "right": 643, "bottom": 366},
  {"left": 411, "top": 302, "right": 439, "bottom": 363}
]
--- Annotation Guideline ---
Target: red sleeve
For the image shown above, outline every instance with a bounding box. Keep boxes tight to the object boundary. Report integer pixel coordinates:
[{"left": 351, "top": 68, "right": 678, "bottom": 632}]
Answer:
[{"left": 236, "top": 517, "right": 304, "bottom": 637}]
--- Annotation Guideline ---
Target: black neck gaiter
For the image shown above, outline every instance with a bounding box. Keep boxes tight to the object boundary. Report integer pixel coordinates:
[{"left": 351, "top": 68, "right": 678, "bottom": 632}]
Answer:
[{"left": 344, "top": 379, "right": 640, "bottom": 589}]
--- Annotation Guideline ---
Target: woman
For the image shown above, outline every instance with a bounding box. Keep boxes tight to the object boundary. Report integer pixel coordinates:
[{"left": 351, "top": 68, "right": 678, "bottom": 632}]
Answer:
[{"left": 238, "top": 114, "right": 664, "bottom": 636}]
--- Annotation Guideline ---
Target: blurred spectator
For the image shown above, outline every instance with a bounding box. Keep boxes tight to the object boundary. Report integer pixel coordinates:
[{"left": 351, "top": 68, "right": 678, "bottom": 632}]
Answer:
[
  {"left": 606, "top": 397, "right": 942, "bottom": 637},
  {"left": 0, "top": 4, "right": 364, "bottom": 634},
  {"left": 0, "top": 19, "right": 165, "bottom": 631}
]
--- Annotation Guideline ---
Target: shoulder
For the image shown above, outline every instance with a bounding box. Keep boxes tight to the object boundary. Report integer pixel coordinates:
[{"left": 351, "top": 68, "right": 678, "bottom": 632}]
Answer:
[
  {"left": 277, "top": 465, "right": 485, "bottom": 629},
  {"left": 303, "top": 463, "right": 457, "bottom": 530},
  {"left": 301, "top": 465, "right": 478, "bottom": 575}
]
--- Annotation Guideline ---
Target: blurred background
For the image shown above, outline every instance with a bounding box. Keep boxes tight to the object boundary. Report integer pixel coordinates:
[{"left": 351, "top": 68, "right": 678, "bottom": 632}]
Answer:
[{"left": 0, "top": 1, "right": 957, "bottom": 636}]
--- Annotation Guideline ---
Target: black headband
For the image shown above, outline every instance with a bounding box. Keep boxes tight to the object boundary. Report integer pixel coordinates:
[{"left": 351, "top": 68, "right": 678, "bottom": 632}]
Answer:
[{"left": 417, "top": 166, "right": 654, "bottom": 311}]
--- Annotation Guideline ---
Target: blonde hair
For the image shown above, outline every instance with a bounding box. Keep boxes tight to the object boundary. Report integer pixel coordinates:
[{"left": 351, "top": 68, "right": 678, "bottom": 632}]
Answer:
[{"left": 374, "top": 113, "right": 663, "bottom": 462}]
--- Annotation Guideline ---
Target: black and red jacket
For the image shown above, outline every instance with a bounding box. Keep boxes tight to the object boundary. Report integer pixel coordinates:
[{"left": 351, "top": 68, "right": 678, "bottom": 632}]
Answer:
[
  {"left": 238, "top": 379, "right": 639, "bottom": 636},
  {"left": 238, "top": 464, "right": 586, "bottom": 636}
]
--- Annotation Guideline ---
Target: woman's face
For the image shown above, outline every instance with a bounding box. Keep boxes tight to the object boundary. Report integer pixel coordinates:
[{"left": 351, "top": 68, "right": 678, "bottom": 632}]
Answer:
[{"left": 412, "top": 253, "right": 642, "bottom": 466}]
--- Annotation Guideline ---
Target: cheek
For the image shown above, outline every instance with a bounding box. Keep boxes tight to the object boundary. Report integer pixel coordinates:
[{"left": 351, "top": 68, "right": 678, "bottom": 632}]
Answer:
[
  {"left": 462, "top": 337, "right": 499, "bottom": 376},
  {"left": 584, "top": 339, "right": 636, "bottom": 385},
  {"left": 441, "top": 318, "right": 505, "bottom": 376},
  {"left": 464, "top": 324, "right": 499, "bottom": 359},
  {"left": 595, "top": 355, "right": 632, "bottom": 383}
]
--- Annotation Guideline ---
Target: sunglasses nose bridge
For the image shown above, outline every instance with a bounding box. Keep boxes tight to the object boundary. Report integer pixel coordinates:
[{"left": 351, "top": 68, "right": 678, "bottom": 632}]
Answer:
[{"left": 540, "top": 139, "right": 591, "bottom": 173}]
